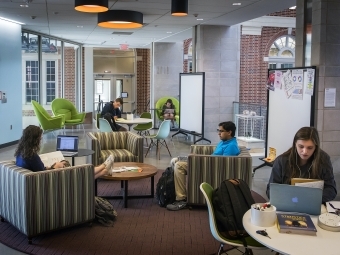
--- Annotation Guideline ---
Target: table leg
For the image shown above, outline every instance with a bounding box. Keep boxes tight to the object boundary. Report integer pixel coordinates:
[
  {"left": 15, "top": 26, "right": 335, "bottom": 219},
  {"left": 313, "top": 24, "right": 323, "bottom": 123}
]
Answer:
[
  {"left": 72, "top": 157, "right": 75, "bottom": 166},
  {"left": 95, "top": 179, "right": 98, "bottom": 196},
  {"left": 123, "top": 180, "right": 128, "bottom": 208},
  {"left": 151, "top": 176, "right": 154, "bottom": 197}
]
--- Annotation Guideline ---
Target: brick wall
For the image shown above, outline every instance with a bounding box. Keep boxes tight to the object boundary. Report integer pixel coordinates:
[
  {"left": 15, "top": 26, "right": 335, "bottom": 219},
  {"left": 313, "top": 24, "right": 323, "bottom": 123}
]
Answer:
[
  {"left": 183, "top": 38, "right": 192, "bottom": 73},
  {"left": 136, "top": 48, "right": 150, "bottom": 114},
  {"left": 64, "top": 47, "right": 76, "bottom": 103}
]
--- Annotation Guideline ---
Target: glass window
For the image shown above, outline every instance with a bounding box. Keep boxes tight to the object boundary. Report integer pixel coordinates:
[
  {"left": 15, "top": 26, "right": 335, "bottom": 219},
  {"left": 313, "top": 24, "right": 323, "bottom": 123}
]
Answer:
[
  {"left": 25, "top": 61, "right": 39, "bottom": 103},
  {"left": 46, "top": 60, "right": 56, "bottom": 103}
]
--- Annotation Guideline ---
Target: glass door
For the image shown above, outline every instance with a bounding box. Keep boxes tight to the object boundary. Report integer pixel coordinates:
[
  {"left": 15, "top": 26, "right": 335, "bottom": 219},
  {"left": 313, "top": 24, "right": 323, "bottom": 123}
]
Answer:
[{"left": 94, "top": 79, "right": 111, "bottom": 112}]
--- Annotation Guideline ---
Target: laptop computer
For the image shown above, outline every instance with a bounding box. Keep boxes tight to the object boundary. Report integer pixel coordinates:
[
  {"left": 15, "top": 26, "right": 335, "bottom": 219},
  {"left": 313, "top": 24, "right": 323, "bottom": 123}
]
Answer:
[
  {"left": 56, "top": 135, "right": 79, "bottom": 156},
  {"left": 270, "top": 183, "right": 322, "bottom": 215},
  {"left": 164, "top": 109, "right": 174, "bottom": 114}
]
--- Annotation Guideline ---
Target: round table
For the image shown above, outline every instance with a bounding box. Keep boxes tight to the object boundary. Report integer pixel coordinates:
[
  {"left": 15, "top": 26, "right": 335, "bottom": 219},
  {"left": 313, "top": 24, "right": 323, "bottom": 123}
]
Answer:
[
  {"left": 96, "top": 162, "right": 158, "bottom": 208},
  {"left": 63, "top": 148, "right": 94, "bottom": 166},
  {"left": 242, "top": 209, "right": 339, "bottom": 255},
  {"left": 115, "top": 118, "right": 152, "bottom": 131}
]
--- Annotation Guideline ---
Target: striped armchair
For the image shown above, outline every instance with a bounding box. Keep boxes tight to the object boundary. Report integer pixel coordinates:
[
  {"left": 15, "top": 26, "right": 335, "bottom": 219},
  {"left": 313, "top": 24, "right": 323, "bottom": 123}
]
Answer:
[
  {"left": 187, "top": 145, "right": 252, "bottom": 205},
  {"left": 0, "top": 161, "right": 95, "bottom": 244},
  {"left": 86, "top": 131, "right": 144, "bottom": 166}
]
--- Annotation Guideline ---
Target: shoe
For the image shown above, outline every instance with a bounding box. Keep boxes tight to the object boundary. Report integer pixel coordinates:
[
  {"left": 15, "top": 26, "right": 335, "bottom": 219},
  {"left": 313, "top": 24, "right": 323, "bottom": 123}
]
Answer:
[
  {"left": 103, "top": 155, "right": 114, "bottom": 174},
  {"left": 166, "top": 200, "right": 187, "bottom": 211}
]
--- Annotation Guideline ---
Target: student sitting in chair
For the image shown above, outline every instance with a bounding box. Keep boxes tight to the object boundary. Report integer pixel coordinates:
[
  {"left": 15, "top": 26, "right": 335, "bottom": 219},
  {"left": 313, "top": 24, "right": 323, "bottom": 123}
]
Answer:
[
  {"left": 101, "top": 97, "right": 127, "bottom": 131},
  {"left": 15, "top": 125, "right": 115, "bottom": 179},
  {"left": 167, "top": 121, "right": 240, "bottom": 211},
  {"left": 161, "top": 98, "right": 176, "bottom": 128}
]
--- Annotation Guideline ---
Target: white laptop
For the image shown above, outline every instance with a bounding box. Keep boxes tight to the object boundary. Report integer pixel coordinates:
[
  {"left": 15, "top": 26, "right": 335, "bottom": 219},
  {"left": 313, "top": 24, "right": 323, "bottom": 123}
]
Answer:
[
  {"left": 270, "top": 183, "right": 323, "bottom": 215},
  {"left": 56, "top": 135, "right": 79, "bottom": 156}
]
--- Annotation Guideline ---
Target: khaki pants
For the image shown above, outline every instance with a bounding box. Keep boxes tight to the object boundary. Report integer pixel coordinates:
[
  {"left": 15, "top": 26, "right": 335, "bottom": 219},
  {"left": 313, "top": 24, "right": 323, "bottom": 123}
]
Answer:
[{"left": 171, "top": 157, "right": 188, "bottom": 201}]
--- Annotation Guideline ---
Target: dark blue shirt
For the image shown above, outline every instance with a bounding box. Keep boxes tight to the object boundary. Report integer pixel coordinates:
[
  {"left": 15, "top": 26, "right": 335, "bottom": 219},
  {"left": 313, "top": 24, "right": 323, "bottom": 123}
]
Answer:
[
  {"left": 16, "top": 154, "right": 45, "bottom": 172},
  {"left": 101, "top": 101, "right": 122, "bottom": 118}
]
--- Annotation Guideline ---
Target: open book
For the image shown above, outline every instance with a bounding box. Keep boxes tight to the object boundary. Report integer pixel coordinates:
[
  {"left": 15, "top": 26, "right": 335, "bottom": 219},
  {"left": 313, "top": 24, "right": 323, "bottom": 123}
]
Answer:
[
  {"left": 291, "top": 178, "right": 324, "bottom": 190},
  {"left": 39, "top": 151, "right": 65, "bottom": 168}
]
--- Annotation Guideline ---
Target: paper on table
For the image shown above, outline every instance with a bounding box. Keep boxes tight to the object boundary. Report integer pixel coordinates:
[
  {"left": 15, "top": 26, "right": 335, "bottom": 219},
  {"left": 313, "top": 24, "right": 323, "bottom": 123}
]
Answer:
[
  {"left": 116, "top": 118, "right": 125, "bottom": 121},
  {"left": 295, "top": 180, "right": 324, "bottom": 190},
  {"left": 326, "top": 201, "right": 340, "bottom": 213}
]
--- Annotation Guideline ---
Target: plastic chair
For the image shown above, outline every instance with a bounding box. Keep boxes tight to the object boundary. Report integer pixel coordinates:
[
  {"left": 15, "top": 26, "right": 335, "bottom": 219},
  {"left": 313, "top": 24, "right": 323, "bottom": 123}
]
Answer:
[
  {"left": 31, "top": 100, "right": 65, "bottom": 132},
  {"left": 199, "top": 183, "right": 267, "bottom": 255},
  {"left": 144, "top": 120, "right": 172, "bottom": 160},
  {"left": 98, "top": 118, "right": 113, "bottom": 132},
  {"left": 155, "top": 97, "right": 179, "bottom": 126},
  {"left": 133, "top": 112, "right": 152, "bottom": 145},
  {"left": 51, "top": 98, "right": 86, "bottom": 133}
]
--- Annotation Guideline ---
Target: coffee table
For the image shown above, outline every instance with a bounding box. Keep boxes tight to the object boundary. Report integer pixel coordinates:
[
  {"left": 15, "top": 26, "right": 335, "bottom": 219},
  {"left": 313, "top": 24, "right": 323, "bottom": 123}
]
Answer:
[{"left": 96, "top": 162, "right": 158, "bottom": 208}]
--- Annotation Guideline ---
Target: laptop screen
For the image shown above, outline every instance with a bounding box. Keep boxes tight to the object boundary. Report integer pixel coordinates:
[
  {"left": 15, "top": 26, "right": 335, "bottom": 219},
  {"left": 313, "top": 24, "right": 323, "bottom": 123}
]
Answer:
[
  {"left": 164, "top": 109, "right": 174, "bottom": 114},
  {"left": 56, "top": 135, "right": 79, "bottom": 152}
]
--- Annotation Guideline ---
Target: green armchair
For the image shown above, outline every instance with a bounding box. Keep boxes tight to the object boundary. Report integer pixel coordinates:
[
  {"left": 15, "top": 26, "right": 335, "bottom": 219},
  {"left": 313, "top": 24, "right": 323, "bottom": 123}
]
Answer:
[
  {"left": 155, "top": 97, "right": 179, "bottom": 124},
  {"left": 51, "top": 98, "right": 86, "bottom": 131},
  {"left": 31, "top": 100, "right": 65, "bottom": 132}
]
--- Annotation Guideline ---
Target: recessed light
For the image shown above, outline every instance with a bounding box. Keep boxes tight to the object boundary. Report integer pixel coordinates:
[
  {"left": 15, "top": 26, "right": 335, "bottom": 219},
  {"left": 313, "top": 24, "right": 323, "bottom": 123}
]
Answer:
[
  {"left": 233, "top": 3, "right": 241, "bottom": 5},
  {"left": 289, "top": 6, "right": 296, "bottom": 9},
  {"left": 20, "top": 4, "right": 29, "bottom": 7},
  {"left": 77, "top": 25, "right": 83, "bottom": 28},
  {"left": 166, "top": 32, "right": 172, "bottom": 34},
  {"left": 197, "top": 18, "right": 203, "bottom": 21}
]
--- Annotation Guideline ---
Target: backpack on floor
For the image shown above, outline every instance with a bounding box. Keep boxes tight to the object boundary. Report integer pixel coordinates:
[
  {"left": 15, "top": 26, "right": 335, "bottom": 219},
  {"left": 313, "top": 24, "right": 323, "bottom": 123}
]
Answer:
[
  {"left": 212, "top": 179, "right": 255, "bottom": 241},
  {"left": 155, "top": 167, "right": 176, "bottom": 207},
  {"left": 94, "top": 196, "right": 118, "bottom": 227}
]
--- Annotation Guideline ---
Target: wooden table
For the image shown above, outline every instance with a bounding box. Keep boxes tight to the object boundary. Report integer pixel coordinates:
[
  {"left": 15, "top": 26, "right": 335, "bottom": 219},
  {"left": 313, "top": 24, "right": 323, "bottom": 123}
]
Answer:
[{"left": 95, "top": 162, "right": 158, "bottom": 208}]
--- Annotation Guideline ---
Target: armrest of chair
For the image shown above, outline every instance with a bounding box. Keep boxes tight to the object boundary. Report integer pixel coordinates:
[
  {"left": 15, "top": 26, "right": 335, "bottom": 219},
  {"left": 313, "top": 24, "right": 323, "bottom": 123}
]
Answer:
[
  {"left": 87, "top": 132, "right": 101, "bottom": 166},
  {"left": 126, "top": 132, "right": 144, "bottom": 162},
  {"left": 73, "top": 112, "right": 86, "bottom": 122},
  {"left": 190, "top": 144, "right": 216, "bottom": 155},
  {"left": 0, "top": 162, "right": 95, "bottom": 237}
]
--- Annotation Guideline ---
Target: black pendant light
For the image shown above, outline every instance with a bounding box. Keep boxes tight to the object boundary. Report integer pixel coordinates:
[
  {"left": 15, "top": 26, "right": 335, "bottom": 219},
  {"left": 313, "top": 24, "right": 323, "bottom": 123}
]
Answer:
[
  {"left": 171, "top": 0, "right": 188, "bottom": 16},
  {"left": 98, "top": 10, "right": 143, "bottom": 29},
  {"left": 75, "top": 0, "right": 108, "bottom": 13}
]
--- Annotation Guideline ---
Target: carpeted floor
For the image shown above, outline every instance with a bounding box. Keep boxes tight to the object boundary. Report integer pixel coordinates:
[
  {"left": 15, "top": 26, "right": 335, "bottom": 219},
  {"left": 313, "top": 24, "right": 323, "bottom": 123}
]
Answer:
[{"left": 0, "top": 170, "right": 266, "bottom": 255}]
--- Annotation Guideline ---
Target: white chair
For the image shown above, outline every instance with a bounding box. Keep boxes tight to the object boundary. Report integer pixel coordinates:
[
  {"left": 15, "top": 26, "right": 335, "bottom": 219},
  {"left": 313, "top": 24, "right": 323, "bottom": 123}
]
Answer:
[
  {"left": 98, "top": 118, "right": 113, "bottom": 132},
  {"left": 199, "top": 182, "right": 268, "bottom": 255},
  {"left": 144, "top": 120, "right": 171, "bottom": 160}
]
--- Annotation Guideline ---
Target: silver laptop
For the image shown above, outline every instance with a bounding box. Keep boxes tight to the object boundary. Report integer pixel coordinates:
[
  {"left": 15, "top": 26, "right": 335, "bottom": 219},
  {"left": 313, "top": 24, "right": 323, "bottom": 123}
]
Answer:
[
  {"left": 164, "top": 109, "right": 174, "bottom": 114},
  {"left": 270, "top": 183, "right": 322, "bottom": 215},
  {"left": 56, "top": 135, "right": 79, "bottom": 156}
]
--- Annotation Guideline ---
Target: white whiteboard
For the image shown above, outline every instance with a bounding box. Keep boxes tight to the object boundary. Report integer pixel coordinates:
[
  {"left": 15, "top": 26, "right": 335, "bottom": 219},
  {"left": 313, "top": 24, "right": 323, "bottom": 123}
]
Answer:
[
  {"left": 179, "top": 73, "right": 205, "bottom": 134},
  {"left": 267, "top": 67, "right": 315, "bottom": 157}
]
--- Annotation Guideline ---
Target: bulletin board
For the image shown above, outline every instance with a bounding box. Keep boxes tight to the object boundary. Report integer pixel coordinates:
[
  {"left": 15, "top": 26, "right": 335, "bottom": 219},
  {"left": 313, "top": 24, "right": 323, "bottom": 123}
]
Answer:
[{"left": 266, "top": 66, "right": 316, "bottom": 157}]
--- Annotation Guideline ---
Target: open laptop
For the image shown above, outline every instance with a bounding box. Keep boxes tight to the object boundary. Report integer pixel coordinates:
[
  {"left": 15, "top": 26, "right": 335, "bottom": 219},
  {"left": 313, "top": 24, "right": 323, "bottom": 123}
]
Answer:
[
  {"left": 56, "top": 135, "right": 79, "bottom": 156},
  {"left": 164, "top": 109, "right": 174, "bottom": 114},
  {"left": 270, "top": 183, "right": 322, "bottom": 215}
]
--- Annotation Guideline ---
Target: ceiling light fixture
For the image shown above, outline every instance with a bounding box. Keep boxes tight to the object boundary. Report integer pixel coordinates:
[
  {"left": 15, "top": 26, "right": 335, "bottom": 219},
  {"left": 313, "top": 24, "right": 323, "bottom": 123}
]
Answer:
[
  {"left": 289, "top": 6, "right": 296, "bottom": 10},
  {"left": 0, "top": 16, "right": 25, "bottom": 25},
  {"left": 171, "top": 0, "right": 188, "bottom": 16},
  {"left": 98, "top": 10, "right": 143, "bottom": 29},
  {"left": 232, "top": 3, "right": 241, "bottom": 5},
  {"left": 75, "top": 0, "right": 108, "bottom": 13}
]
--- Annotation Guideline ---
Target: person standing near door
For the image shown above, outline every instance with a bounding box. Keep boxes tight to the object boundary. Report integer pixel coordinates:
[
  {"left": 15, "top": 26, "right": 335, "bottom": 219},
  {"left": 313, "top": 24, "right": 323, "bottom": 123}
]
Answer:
[{"left": 101, "top": 98, "right": 127, "bottom": 131}]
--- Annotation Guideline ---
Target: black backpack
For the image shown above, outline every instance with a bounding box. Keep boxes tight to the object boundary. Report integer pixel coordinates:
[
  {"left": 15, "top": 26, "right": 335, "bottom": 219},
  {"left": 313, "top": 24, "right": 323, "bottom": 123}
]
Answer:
[
  {"left": 94, "top": 196, "right": 118, "bottom": 226},
  {"left": 155, "top": 167, "right": 176, "bottom": 207},
  {"left": 212, "top": 179, "right": 254, "bottom": 242}
]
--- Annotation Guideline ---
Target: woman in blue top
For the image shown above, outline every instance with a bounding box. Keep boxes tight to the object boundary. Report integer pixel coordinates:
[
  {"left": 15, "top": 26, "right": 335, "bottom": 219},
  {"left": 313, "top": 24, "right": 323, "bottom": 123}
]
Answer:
[{"left": 15, "top": 125, "right": 114, "bottom": 179}]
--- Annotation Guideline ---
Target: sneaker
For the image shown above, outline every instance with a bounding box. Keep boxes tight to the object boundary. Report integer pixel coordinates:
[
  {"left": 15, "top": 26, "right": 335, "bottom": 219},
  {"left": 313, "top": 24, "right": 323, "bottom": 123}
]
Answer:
[
  {"left": 166, "top": 200, "right": 187, "bottom": 211},
  {"left": 103, "top": 155, "right": 114, "bottom": 174}
]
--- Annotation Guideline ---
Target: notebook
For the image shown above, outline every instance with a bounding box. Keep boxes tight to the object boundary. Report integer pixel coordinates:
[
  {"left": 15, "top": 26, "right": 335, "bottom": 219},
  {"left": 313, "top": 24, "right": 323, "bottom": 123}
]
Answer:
[
  {"left": 164, "top": 109, "right": 174, "bottom": 114},
  {"left": 56, "top": 135, "right": 79, "bottom": 156},
  {"left": 270, "top": 183, "right": 322, "bottom": 215}
]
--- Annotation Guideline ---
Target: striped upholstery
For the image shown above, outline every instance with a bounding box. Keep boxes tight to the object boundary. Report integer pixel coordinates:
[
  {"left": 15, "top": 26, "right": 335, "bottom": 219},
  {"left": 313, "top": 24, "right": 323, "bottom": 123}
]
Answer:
[
  {"left": 86, "top": 131, "right": 144, "bottom": 166},
  {"left": 187, "top": 145, "right": 252, "bottom": 205},
  {"left": 0, "top": 161, "right": 95, "bottom": 239}
]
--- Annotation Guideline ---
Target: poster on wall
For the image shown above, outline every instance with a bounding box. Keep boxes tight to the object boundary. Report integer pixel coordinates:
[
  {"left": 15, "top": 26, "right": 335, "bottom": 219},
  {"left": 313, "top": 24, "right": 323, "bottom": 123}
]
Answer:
[
  {"left": 324, "top": 88, "right": 336, "bottom": 107},
  {"left": 281, "top": 70, "right": 294, "bottom": 98},
  {"left": 274, "top": 71, "right": 283, "bottom": 89},
  {"left": 305, "top": 68, "right": 315, "bottom": 95},
  {"left": 291, "top": 69, "right": 304, "bottom": 100}
]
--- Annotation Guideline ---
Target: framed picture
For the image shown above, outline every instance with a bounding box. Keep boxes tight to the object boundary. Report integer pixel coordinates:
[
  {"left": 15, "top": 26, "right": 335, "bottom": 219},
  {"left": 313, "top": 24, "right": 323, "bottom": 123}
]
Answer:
[{"left": 121, "top": 92, "right": 128, "bottom": 98}]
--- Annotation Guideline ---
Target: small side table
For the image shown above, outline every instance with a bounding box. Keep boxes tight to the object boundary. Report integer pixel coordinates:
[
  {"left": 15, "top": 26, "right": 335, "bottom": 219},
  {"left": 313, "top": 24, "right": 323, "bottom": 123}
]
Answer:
[{"left": 64, "top": 148, "right": 94, "bottom": 166}]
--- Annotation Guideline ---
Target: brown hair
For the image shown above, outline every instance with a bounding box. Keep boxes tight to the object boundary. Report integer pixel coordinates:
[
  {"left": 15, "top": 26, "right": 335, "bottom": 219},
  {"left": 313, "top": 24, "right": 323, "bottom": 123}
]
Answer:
[
  {"left": 14, "top": 125, "right": 43, "bottom": 159},
  {"left": 115, "top": 98, "right": 123, "bottom": 105},
  {"left": 283, "top": 126, "right": 323, "bottom": 181}
]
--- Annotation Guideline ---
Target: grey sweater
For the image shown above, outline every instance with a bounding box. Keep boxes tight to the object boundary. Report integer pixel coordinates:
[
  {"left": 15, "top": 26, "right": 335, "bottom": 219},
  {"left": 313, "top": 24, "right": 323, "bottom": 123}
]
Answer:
[{"left": 266, "top": 150, "right": 337, "bottom": 203}]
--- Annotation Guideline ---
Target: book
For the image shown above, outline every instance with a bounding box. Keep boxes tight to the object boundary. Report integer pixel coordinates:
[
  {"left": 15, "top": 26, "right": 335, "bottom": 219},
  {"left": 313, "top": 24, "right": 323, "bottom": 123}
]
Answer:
[
  {"left": 291, "top": 178, "right": 324, "bottom": 189},
  {"left": 111, "top": 167, "right": 142, "bottom": 173},
  {"left": 276, "top": 212, "right": 317, "bottom": 236},
  {"left": 39, "top": 151, "right": 65, "bottom": 168}
]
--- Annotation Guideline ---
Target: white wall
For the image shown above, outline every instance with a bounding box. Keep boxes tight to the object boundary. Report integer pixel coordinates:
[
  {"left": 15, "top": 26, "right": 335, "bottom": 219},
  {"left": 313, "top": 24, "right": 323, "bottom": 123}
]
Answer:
[{"left": 0, "top": 19, "right": 22, "bottom": 145}]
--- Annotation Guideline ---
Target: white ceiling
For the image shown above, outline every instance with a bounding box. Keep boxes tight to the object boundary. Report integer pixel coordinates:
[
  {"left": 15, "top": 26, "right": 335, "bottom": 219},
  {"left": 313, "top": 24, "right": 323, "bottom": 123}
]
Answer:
[{"left": 0, "top": 0, "right": 296, "bottom": 48}]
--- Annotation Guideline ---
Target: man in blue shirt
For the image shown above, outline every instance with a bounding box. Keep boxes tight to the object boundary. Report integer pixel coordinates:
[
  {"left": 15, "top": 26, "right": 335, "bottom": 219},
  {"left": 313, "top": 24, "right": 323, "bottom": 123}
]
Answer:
[{"left": 167, "top": 121, "right": 240, "bottom": 211}]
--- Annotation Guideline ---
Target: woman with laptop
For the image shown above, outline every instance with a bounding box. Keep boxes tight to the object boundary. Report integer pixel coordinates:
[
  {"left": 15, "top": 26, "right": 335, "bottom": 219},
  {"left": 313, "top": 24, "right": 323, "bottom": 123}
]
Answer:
[
  {"left": 266, "top": 126, "right": 337, "bottom": 203},
  {"left": 15, "top": 125, "right": 114, "bottom": 179},
  {"left": 161, "top": 98, "right": 176, "bottom": 128}
]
